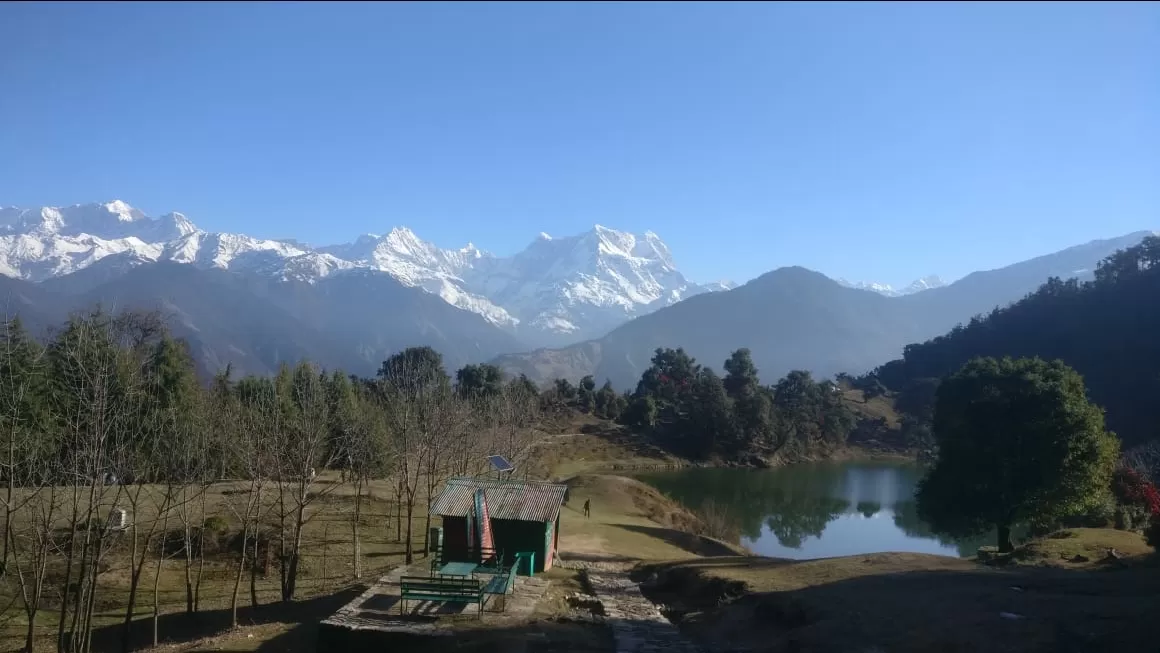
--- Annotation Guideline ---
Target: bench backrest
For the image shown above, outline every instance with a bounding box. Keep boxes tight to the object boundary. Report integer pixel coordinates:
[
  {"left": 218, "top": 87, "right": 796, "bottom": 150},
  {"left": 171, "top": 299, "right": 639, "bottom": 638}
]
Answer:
[
  {"left": 432, "top": 546, "right": 499, "bottom": 564},
  {"left": 401, "top": 577, "right": 477, "bottom": 593},
  {"left": 400, "top": 576, "right": 481, "bottom": 594}
]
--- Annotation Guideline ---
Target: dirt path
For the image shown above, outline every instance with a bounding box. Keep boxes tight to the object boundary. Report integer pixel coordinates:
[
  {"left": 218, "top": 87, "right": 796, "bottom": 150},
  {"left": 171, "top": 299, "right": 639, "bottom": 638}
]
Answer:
[{"left": 558, "top": 559, "right": 701, "bottom": 653}]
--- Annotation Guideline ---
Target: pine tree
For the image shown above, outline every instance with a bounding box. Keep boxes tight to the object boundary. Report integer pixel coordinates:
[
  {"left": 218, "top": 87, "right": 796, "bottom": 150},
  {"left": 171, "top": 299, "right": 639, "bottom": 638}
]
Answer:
[{"left": 578, "top": 375, "right": 596, "bottom": 411}]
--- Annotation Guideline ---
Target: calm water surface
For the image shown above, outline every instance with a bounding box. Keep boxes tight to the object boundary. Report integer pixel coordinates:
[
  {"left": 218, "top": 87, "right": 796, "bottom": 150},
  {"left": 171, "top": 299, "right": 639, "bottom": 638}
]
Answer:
[{"left": 639, "top": 462, "right": 990, "bottom": 559}]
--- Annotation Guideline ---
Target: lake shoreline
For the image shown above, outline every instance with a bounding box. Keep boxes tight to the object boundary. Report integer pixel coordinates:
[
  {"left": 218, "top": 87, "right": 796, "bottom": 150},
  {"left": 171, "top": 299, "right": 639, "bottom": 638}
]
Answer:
[
  {"left": 594, "top": 444, "right": 919, "bottom": 473},
  {"left": 632, "top": 458, "right": 974, "bottom": 560}
]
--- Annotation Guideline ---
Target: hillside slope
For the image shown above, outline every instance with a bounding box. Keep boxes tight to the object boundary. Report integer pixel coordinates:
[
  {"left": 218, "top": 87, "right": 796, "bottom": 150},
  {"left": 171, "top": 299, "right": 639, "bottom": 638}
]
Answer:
[
  {"left": 496, "top": 267, "right": 925, "bottom": 388},
  {"left": 874, "top": 235, "right": 1160, "bottom": 447},
  {"left": 5, "top": 263, "right": 526, "bottom": 378}
]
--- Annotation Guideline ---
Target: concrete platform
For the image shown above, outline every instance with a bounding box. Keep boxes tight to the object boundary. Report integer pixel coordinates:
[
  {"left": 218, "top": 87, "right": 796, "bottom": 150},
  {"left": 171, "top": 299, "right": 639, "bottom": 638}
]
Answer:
[{"left": 317, "top": 563, "right": 553, "bottom": 653}]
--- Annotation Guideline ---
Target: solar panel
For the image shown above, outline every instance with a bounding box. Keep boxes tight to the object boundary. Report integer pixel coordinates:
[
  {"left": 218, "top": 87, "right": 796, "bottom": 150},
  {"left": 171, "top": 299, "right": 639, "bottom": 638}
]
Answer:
[{"left": 487, "top": 455, "right": 515, "bottom": 473}]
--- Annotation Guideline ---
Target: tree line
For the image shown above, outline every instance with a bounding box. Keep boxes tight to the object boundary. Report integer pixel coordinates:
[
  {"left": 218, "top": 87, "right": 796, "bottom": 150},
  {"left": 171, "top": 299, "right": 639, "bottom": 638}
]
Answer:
[
  {"left": 538, "top": 347, "right": 857, "bottom": 462},
  {"left": 0, "top": 308, "right": 542, "bottom": 653},
  {"left": 868, "top": 234, "right": 1160, "bottom": 452}
]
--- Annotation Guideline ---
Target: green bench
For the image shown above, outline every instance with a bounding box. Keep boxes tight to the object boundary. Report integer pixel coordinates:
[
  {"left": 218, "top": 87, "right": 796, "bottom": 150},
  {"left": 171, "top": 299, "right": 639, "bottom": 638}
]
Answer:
[
  {"left": 399, "top": 575, "right": 484, "bottom": 616},
  {"left": 480, "top": 563, "right": 519, "bottom": 612}
]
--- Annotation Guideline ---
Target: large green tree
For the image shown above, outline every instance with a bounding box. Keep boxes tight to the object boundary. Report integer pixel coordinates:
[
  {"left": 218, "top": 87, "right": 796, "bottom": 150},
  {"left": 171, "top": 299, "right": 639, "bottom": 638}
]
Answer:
[
  {"left": 687, "top": 369, "right": 734, "bottom": 459},
  {"left": 593, "top": 380, "right": 623, "bottom": 420},
  {"left": 916, "top": 357, "right": 1119, "bottom": 552},
  {"left": 377, "top": 346, "right": 450, "bottom": 393},
  {"left": 723, "top": 349, "right": 774, "bottom": 453},
  {"left": 455, "top": 363, "right": 504, "bottom": 398}
]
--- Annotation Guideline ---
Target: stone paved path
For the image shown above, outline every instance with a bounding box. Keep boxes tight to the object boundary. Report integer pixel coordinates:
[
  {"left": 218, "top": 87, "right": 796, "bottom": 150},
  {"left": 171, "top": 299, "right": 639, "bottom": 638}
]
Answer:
[{"left": 560, "top": 558, "right": 702, "bottom": 653}]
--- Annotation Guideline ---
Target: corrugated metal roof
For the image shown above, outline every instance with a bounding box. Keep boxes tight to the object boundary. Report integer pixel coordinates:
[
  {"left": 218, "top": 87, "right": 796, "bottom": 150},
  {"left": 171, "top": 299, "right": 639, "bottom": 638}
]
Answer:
[{"left": 430, "top": 476, "right": 567, "bottom": 523}]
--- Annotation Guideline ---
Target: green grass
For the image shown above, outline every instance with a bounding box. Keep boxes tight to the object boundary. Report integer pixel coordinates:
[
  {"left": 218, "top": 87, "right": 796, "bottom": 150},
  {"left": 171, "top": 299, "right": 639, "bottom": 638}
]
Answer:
[
  {"left": 1008, "top": 527, "right": 1153, "bottom": 568},
  {"left": 557, "top": 474, "right": 747, "bottom": 563}
]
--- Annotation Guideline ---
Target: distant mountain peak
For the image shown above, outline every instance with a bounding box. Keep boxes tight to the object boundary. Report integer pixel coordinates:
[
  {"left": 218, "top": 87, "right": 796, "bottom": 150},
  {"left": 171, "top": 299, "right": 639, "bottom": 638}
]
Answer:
[
  {"left": 101, "top": 200, "right": 146, "bottom": 221},
  {"left": 836, "top": 274, "right": 946, "bottom": 297},
  {"left": 903, "top": 275, "right": 946, "bottom": 293},
  {"left": 382, "top": 226, "right": 425, "bottom": 251}
]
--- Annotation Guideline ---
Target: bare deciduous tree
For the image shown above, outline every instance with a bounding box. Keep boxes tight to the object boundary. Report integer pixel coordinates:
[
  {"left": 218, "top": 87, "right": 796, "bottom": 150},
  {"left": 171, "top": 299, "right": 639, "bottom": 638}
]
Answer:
[{"left": 271, "top": 363, "right": 338, "bottom": 601}]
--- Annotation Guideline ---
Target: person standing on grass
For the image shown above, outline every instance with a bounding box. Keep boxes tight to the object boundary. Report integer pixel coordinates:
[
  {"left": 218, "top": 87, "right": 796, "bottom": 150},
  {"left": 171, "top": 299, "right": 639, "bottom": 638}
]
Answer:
[{"left": 583, "top": 499, "right": 591, "bottom": 518}]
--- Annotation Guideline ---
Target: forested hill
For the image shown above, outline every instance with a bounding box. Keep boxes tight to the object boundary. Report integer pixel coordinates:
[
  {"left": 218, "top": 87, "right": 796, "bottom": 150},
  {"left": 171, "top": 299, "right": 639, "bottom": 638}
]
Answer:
[{"left": 873, "top": 235, "right": 1160, "bottom": 448}]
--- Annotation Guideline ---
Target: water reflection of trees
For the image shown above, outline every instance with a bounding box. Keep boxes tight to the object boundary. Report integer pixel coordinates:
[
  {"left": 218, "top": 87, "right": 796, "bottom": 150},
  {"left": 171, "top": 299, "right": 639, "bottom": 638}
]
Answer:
[
  {"left": 639, "top": 465, "right": 989, "bottom": 553},
  {"left": 640, "top": 465, "right": 856, "bottom": 546},
  {"left": 891, "top": 500, "right": 990, "bottom": 557},
  {"left": 764, "top": 495, "right": 849, "bottom": 548}
]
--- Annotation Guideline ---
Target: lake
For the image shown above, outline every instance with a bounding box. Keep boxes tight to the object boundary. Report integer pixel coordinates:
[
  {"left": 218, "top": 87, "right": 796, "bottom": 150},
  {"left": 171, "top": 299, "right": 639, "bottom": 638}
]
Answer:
[{"left": 638, "top": 461, "right": 991, "bottom": 559}]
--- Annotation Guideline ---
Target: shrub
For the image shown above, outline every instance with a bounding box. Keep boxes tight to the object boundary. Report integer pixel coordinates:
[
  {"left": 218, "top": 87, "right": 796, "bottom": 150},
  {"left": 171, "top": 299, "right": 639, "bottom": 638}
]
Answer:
[
  {"left": 1111, "top": 467, "right": 1160, "bottom": 519},
  {"left": 1114, "top": 505, "right": 1151, "bottom": 531},
  {"left": 202, "top": 515, "right": 229, "bottom": 535},
  {"left": 695, "top": 498, "right": 740, "bottom": 542},
  {"left": 1061, "top": 493, "right": 1117, "bottom": 529}
]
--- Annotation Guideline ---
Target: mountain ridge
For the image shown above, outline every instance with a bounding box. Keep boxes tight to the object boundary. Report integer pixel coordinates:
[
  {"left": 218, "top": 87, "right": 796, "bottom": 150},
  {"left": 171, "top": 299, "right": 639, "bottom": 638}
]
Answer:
[
  {"left": 492, "top": 231, "right": 1158, "bottom": 389},
  {"left": 12, "top": 260, "right": 527, "bottom": 379},
  {"left": 4, "top": 201, "right": 1155, "bottom": 388},
  {"left": 0, "top": 201, "right": 732, "bottom": 346}
]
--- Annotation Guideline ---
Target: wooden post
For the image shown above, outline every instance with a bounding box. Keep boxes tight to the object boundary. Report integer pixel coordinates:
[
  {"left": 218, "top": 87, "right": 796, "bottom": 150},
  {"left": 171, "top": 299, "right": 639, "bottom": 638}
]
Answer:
[{"left": 322, "top": 522, "right": 329, "bottom": 592}]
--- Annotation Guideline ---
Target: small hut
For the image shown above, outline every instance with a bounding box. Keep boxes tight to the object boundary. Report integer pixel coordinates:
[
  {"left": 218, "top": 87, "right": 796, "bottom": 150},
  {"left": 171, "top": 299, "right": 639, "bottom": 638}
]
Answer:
[{"left": 430, "top": 476, "right": 567, "bottom": 574}]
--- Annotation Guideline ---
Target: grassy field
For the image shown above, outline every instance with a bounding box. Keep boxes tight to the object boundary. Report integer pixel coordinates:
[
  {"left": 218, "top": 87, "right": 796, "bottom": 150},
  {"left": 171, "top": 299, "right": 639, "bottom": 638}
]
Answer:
[
  {"left": 526, "top": 412, "right": 682, "bottom": 480},
  {"left": 637, "top": 528, "right": 1160, "bottom": 653},
  {"left": 0, "top": 418, "right": 708, "bottom": 653},
  {"left": 0, "top": 475, "right": 439, "bottom": 652},
  {"left": 840, "top": 388, "right": 901, "bottom": 428},
  {"left": 557, "top": 474, "right": 746, "bottom": 563}
]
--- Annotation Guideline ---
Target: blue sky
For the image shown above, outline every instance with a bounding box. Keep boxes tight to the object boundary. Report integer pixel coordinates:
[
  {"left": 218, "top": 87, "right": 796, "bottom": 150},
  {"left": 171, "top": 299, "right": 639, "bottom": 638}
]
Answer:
[{"left": 1, "top": 2, "right": 1156, "bottom": 287}]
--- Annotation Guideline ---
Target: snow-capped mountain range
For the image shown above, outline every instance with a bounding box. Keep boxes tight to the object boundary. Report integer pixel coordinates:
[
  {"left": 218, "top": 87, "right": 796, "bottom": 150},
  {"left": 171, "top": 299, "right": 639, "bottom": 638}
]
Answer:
[
  {"left": 835, "top": 275, "right": 947, "bottom": 297},
  {"left": 0, "top": 201, "right": 739, "bottom": 345}
]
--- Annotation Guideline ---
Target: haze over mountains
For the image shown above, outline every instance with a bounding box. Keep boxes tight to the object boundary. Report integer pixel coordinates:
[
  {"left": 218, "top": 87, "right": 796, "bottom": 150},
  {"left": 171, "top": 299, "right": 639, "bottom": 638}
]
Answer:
[{"left": 0, "top": 201, "right": 1153, "bottom": 384}]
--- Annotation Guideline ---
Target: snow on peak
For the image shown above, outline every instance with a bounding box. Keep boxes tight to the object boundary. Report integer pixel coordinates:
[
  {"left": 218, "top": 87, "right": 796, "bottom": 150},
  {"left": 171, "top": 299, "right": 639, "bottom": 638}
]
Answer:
[
  {"left": 317, "top": 226, "right": 516, "bottom": 327},
  {"left": 836, "top": 274, "right": 946, "bottom": 297},
  {"left": 103, "top": 200, "right": 145, "bottom": 221},
  {"left": 0, "top": 201, "right": 731, "bottom": 340},
  {"left": 383, "top": 226, "right": 423, "bottom": 252},
  {"left": 160, "top": 212, "right": 199, "bottom": 238},
  {"left": 903, "top": 275, "right": 946, "bottom": 293},
  {"left": 313, "top": 221, "right": 724, "bottom": 340},
  {"left": 701, "top": 279, "right": 737, "bottom": 292},
  {"left": 0, "top": 202, "right": 327, "bottom": 283}
]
